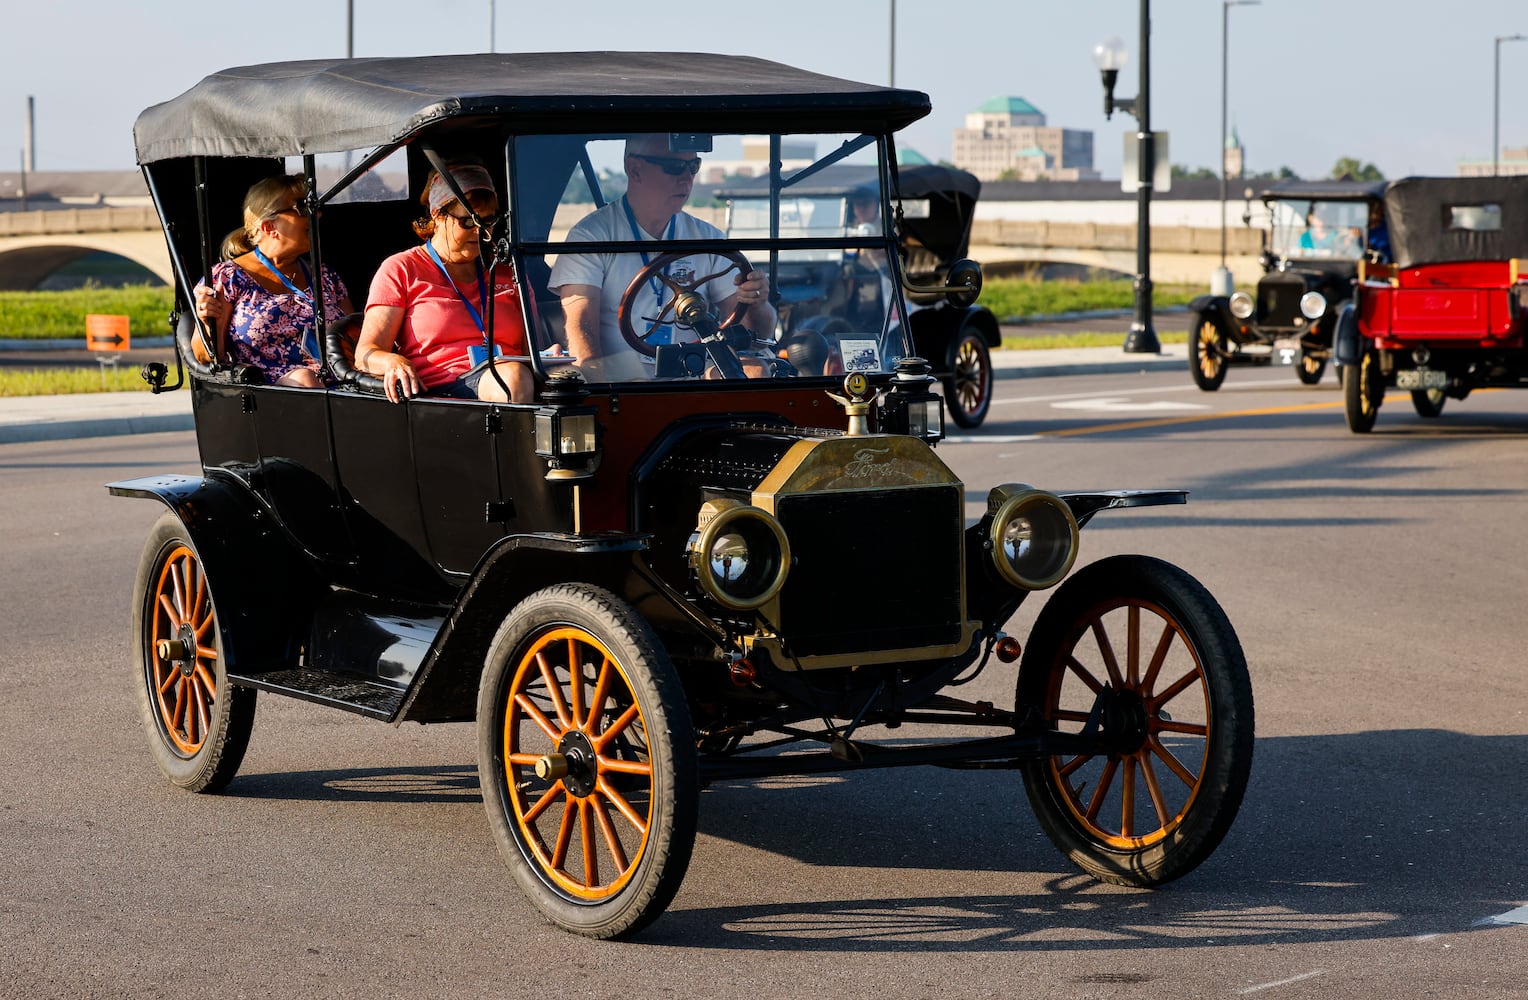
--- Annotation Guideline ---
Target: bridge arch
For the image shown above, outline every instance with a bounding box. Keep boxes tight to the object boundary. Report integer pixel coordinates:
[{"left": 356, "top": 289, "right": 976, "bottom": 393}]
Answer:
[{"left": 0, "top": 234, "right": 173, "bottom": 291}]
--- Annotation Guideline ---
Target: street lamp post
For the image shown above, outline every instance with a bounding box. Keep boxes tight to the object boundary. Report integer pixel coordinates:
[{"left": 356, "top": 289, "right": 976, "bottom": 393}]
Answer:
[
  {"left": 1094, "top": 0, "right": 1160, "bottom": 354},
  {"left": 1495, "top": 34, "right": 1525, "bottom": 176},
  {"left": 1218, "top": 1, "right": 1259, "bottom": 296}
]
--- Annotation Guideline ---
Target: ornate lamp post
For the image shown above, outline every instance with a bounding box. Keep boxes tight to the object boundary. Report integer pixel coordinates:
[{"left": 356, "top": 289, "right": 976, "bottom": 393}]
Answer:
[
  {"left": 1094, "top": 1, "right": 1160, "bottom": 354},
  {"left": 1496, "top": 34, "right": 1525, "bottom": 176}
]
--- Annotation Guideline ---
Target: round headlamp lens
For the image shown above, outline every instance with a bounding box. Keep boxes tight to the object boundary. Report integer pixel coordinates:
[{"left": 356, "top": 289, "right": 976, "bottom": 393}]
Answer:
[
  {"left": 987, "top": 488, "right": 1080, "bottom": 591},
  {"left": 1300, "top": 291, "right": 1327, "bottom": 319},
  {"left": 689, "top": 502, "right": 790, "bottom": 610},
  {"left": 1229, "top": 291, "right": 1254, "bottom": 320}
]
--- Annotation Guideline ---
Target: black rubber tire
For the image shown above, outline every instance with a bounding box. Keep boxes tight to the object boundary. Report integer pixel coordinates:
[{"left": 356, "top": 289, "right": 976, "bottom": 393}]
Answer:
[
  {"left": 477, "top": 583, "right": 698, "bottom": 940},
  {"left": 132, "top": 512, "right": 256, "bottom": 793},
  {"left": 1015, "top": 555, "right": 1254, "bottom": 888},
  {"left": 1190, "top": 314, "right": 1228, "bottom": 391},
  {"left": 1411, "top": 389, "right": 1446, "bottom": 418},
  {"left": 1344, "top": 347, "right": 1384, "bottom": 433},
  {"left": 943, "top": 329, "right": 993, "bottom": 428},
  {"left": 1295, "top": 350, "right": 1327, "bottom": 385}
]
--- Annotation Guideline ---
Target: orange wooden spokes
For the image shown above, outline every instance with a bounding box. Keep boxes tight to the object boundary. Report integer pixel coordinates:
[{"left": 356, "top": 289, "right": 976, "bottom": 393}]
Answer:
[{"left": 149, "top": 546, "right": 218, "bottom": 757}]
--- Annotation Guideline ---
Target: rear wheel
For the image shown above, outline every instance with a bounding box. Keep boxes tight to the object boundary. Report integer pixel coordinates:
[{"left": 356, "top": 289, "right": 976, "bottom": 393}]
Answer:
[
  {"left": 1016, "top": 555, "right": 1254, "bottom": 887},
  {"left": 132, "top": 513, "right": 255, "bottom": 792},
  {"left": 478, "top": 584, "right": 698, "bottom": 939},
  {"left": 1411, "top": 388, "right": 1446, "bottom": 418},
  {"left": 1190, "top": 314, "right": 1228, "bottom": 391},
  {"left": 1344, "top": 346, "right": 1384, "bottom": 433},
  {"left": 944, "top": 330, "right": 993, "bottom": 428}
]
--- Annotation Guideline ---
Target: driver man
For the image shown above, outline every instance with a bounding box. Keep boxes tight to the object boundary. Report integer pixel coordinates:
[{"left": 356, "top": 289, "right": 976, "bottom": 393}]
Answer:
[{"left": 549, "top": 134, "right": 775, "bottom": 380}]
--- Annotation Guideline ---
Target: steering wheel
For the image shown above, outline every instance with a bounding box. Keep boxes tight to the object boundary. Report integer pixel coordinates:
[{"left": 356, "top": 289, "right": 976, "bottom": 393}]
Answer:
[{"left": 617, "top": 250, "right": 753, "bottom": 358}]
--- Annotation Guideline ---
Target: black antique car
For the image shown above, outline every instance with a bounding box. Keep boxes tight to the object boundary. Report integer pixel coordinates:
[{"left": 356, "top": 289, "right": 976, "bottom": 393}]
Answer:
[
  {"left": 1337, "top": 175, "right": 1528, "bottom": 431},
  {"left": 719, "top": 164, "right": 998, "bottom": 427},
  {"left": 113, "top": 53, "right": 1254, "bottom": 939},
  {"left": 1190, "top": 180, "right": 1386, "bottom": 390}
]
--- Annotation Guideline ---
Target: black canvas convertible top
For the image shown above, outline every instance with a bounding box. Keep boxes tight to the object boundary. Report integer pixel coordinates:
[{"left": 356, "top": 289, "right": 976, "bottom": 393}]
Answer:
[
  {"left": 134, "top": 52, "right": 931, "bottom": 163},
  {"left": 1259, "top": 179, "right": 1387, "bottom": 202},
  {"left": 1384, "top": 175, "right": 1528, "bottom": 268}
]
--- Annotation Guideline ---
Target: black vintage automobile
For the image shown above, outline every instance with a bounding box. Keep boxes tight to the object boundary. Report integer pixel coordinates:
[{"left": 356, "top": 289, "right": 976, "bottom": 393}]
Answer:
[
  {"left": 1337, "top": 175, "right": 1528, "bottom": 431},
  {"left": 719, "top": 164, "right": 998, "bottom": 427},
  {"left": 1189, "top": 180, "right": 1386, "bottom": 390},
  {"left": 113, "top": 53, "right": 1254, "bottom": 939}
]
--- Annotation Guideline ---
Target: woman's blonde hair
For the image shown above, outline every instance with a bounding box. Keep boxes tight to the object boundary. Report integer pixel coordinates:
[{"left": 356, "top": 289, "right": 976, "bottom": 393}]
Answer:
[{"left": 220, "top": 174, "right": 306, "bottom": 260}]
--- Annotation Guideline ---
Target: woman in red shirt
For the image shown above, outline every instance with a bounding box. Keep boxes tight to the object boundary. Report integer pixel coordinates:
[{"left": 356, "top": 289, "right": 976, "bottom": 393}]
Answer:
[{"left": 356, "top": 162, "right": 532, "bottom": 403}]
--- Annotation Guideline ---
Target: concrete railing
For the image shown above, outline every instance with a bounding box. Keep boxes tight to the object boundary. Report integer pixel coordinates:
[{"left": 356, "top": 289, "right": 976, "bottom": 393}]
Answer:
[
  {"left": 970, "top": 219, "right": 1262, "bottom": 255},
  {"left": 0, "top": 206, "right": 161, "bottom": 236}
]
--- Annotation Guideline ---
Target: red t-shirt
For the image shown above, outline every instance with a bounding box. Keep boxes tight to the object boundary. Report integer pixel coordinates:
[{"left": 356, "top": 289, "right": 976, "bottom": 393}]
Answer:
[{"left": 365, "top": 245, "right": 528, "bottom": 388}]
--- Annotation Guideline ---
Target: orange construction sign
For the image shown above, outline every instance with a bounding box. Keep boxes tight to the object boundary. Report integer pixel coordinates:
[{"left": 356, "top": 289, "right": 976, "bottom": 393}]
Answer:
[{"left": 85, "top": 314, "right": 131, "bottom": 352}]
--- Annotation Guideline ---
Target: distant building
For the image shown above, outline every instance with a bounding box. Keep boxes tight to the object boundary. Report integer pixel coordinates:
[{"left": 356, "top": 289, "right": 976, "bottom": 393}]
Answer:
[
  {"left": 698, "top": 136, "right": 816, "bottom": 184},
  {"left": 1456, "top": 146, "right": 1528, "bottom": 177},
  {"left": 951, "top": 97, "right": 1097, "bottom": 182},
  {"left": 1223, "top": 127, "right": 1245, "bottom": 180}
]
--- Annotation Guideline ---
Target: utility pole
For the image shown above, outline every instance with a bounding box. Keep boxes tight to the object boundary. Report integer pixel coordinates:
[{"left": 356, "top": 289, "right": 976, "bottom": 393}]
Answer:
[
  {"left": 888, "top": 0, "right": 896, "bottom": 86},
  {"left": 24, "top": 95, "right": 36, "bottom": 173}
]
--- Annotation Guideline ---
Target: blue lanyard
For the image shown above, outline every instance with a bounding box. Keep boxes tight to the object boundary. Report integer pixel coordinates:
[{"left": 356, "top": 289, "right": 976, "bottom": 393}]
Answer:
[
  {"left": 424, "top": 241, "right": 488, "bottom": 334},
  {"left": 252, "top": 247, "right": 319, "bottom": 358},
  {"left": 621, "top": 196, "right": 677, "bottom": 344}
]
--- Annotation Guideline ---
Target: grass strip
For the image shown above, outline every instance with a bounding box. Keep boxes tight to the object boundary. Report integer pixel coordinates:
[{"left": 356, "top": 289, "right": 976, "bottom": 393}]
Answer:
[
  {"left": 0, "top": 366, "right": 152, "bottom": 397},
  {"left": 0, "top": 284, "right": 176, "bottom": 341}
]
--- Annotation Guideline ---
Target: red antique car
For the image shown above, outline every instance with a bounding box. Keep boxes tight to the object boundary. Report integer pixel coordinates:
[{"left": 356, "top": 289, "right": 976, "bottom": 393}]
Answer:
[{"left": 1337, "top": 176, "right": 1528, "bottom": 431}]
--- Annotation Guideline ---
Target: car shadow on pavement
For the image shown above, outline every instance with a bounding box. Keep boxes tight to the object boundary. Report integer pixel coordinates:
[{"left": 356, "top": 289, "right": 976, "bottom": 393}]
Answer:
[
  {"left": 660, "top": 728, "right": 1528, "bottom": 951},
  {"left": 226, "top": 764, "right": 480, "bottom": 804}
]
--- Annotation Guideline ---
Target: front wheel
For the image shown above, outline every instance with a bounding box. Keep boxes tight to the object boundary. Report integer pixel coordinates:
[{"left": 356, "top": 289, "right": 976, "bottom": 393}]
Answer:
[
  {"left": 1016, "top": 555, "right": 1254, "bottom": 887},
  {"left": 1411, "top": 388, "right": 1446, "bottom": 418},
  {"left": 1295, "top": 349, "right": 1327, "bottom": 385},
  {"left": 477, "top": 584, "right": 698, "bottom": 939},
  {"left": 1344, "top": 346, "right": 1384, "bottom": 433},
  {"left": 132, "top": 513, "right": 255, "bottom": 792},
  {"left": 943, "top": 329, "right": 993, "bottom": 428},
  {"left": 1190, "top": 314, "right": 1228, "bottom": 391}
]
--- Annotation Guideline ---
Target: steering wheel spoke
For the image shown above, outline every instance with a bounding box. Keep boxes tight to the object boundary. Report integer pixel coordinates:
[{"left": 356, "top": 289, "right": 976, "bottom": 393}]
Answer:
[{"left": 618, "top": 250, "right": 754, "bottom": 358}]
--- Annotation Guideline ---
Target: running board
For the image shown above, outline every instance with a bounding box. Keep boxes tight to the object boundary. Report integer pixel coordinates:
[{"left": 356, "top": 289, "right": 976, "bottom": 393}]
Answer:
[
  {"left": 698, "top": 729, "right": 1103, "bottom": 781},
  {"left": 231, "top": 668, "right": 406, "bottom": 721}
]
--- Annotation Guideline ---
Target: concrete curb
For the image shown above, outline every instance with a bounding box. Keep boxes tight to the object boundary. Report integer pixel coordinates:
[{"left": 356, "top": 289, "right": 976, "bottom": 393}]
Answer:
[{"left": 0, "top": 413, "right": 194, "bottom": 444}]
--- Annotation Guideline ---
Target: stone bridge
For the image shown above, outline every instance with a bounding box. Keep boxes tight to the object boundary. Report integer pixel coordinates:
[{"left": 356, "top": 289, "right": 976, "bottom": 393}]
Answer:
[{"left": 0, "top": 205, "right": 1263, "bottom": 291}]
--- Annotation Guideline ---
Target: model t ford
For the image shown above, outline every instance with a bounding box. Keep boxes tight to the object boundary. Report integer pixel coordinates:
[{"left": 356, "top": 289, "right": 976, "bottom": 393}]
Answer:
[
  {"left": 1190, "top": 180, "right": 1385, "bottom": 390},
  {"left": 1337, "top": 175, "right": 1528, "bottom": 432},
  {"left": 113, "top": 53, "right": 1254, "bottom": 939}
]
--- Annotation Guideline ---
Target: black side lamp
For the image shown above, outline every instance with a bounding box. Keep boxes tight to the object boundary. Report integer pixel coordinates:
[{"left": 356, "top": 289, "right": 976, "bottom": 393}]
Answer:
[
  {"left": 879, "top": 357, "right": 944, "bottom": 443},
  {"left": 533, "top": 367, "right": 600, "bottom": 481}
]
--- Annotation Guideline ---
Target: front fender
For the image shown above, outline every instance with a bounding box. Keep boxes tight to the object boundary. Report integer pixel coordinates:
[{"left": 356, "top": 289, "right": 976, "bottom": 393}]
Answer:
[
  {"left": 1189, "top": 295, "right": 1235, "bottom": 334},
  {"left": 909, "top": 304, "right": 1000, "bottom": 375},
  {"left": 1333, "top": 300, "right": 1363, "bottom": 366},
  {"left": 108, "top": 472, "right": 321, "bottom": 673}
]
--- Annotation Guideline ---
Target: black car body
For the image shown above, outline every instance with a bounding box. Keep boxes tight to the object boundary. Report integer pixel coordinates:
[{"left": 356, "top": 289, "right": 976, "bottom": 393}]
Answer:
[
  {"left": 111, "top": 52, "right": 1254, "bottom": 939},
  {"left": 1190, "top": 180, "right": 1386, "bottom": 390},
  {"left": 719, "top": 164, "right": 998, "bottom": 426}
]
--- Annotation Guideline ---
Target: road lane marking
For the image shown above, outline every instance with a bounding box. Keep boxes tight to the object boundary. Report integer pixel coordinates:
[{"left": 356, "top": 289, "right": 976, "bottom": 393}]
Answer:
[
  {"left": 1477, "top": 904, "right": 1528, "bottom": 926},
  {"left": 1238, "top": 970, "right": 1327, "bottom": 994},
  {"left": 1041, "top": 399, "right": 1344, "bottom": 437},
  {"left": 943, "top": 434, "right": 1042, "bottom": 444},
  {"left": 993, "top": 377, "right": 1298, "bottom": 406},
  {"left": 1051, "top": 397, "right": 1210, "bottom": 413}
]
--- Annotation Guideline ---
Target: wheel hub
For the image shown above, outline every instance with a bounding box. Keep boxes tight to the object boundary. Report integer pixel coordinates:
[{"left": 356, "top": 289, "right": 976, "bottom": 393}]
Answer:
[
  {"left": 1099, "top": 686, "right": 1151, "bottom": 756},
  {"left": 155, "top": 623, "right": 198, "bottom": 677},
  {"left": 550, "top": 731, "right": 598, "bottom": 797}
]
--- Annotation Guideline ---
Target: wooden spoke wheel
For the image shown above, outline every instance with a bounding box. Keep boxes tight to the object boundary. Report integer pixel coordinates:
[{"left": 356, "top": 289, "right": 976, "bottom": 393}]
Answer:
[
  {"left": 1296, "top": 349, "right": 1327, "bottom": 385},
  {"left": 617, "top": 250, "right": 751, "bottom": 357},
  {"left": 944, "top": 329, "right": 993, "bottom": 428},
  {"left": 1344, "top": 346, "right": 1384, "bottom": 433},
  {"left": 132, "top": 513, "right": 254, "bottom": 792},
  {"left": 1016, "top": 555, "right": 1254, "bottom": 887},
  {"left": 1190, "top": 314, "right": 1228, "bottom": 391},
  {"left": 478, "top": 584, "right": 697, "bottom": 939},
  {"left": 1411, "top": 388, "right": 1446, "bottom": 418}
]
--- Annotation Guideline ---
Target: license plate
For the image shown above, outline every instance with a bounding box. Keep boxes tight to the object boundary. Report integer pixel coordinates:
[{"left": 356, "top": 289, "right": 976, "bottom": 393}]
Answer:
[
  {"left": 1274, "top": 338, "right": 1300, "bottom": 365},
  {"left": 1396, "top": 368, "right": 1448, "bottom": 390}
]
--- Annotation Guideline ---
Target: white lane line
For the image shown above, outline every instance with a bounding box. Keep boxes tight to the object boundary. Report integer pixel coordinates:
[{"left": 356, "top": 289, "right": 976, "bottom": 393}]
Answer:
[
  {"left": 943, "top": 434, "right": 1042, "bottom": 445},
  {"left": 1051, "top": 397, "right": 1209, "bottom": 413},
  {"left": 1477, "top": 904, "right": 1528, "bottom": 926},
  {"left": 1238, "top": 970, "right": 1328, "bottom": 994},
  {"left": 991, "top": 376, "right": 1299, "bottom": 406}
]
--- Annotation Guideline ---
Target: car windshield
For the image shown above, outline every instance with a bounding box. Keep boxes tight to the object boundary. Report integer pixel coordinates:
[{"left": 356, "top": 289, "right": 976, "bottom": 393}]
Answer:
[
  {"left": 1268, "top": 198, "right": 1371, "bottom": 260},
  {"left": 515, "top": 131, "right": 904, "bottom": 385}
]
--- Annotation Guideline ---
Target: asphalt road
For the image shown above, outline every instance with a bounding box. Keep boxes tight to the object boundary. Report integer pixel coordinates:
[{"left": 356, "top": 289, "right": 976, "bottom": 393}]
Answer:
[{"left": 3, "top": 369, "right": 1526, "bottom": 999}]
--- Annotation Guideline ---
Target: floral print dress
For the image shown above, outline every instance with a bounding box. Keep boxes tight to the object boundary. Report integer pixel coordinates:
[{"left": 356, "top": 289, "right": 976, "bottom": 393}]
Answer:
[{"left": 201, "top": 260, "right": 349, "bottom": 383}]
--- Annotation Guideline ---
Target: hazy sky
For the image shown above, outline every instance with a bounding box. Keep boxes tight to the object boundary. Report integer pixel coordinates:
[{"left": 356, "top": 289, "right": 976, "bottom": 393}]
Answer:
[{"left": 4, "top": 0, "right": 1525, "bottom": 180}]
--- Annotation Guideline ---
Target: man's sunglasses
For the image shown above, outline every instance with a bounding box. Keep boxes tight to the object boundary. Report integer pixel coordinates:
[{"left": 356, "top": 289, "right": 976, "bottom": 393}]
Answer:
[{"left": 632, "top": 154, "right": 702, "bottom": 177}]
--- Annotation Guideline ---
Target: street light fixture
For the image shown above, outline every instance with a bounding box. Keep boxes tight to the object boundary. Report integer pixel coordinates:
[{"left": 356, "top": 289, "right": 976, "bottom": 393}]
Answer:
[
  {"left": 1217, "top": 1, "right": 1259, "bottom": 296},
  {"left": 1495, "top": 34, "right": 1525, "bottom": 176},
  {"left": 1093, "top": 0, "right": 1159, "bottom": 354}
]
